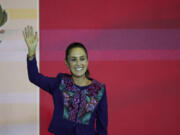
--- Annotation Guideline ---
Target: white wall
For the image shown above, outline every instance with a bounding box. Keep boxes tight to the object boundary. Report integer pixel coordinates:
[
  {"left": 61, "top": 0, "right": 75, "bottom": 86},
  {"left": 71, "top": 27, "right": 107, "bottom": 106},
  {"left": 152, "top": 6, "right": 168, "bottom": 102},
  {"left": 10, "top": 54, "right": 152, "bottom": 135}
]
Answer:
[{"left": 0, "top": 1, "right": 39, "bottom": 135}]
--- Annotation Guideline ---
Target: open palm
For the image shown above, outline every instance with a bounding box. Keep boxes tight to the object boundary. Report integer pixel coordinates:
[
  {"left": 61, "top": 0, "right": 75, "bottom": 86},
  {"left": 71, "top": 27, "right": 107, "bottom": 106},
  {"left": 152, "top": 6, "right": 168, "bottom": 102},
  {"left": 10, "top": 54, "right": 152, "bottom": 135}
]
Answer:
[{"left": 23, "top": 26, "right": 38, "bottom": 57}]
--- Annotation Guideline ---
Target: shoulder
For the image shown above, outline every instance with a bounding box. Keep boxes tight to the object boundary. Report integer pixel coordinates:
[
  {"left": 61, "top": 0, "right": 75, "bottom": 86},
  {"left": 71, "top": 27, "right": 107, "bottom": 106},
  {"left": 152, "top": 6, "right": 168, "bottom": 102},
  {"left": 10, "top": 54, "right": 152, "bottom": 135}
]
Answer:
[
  {"left": 88, "top": 78, "right": 106, "bottom": 100},
  {"left": 91, "top": 77, "right": 106, "bottom": 90},
  {"left": 92, "top": 78, "right": 107, "bottom": 97}
]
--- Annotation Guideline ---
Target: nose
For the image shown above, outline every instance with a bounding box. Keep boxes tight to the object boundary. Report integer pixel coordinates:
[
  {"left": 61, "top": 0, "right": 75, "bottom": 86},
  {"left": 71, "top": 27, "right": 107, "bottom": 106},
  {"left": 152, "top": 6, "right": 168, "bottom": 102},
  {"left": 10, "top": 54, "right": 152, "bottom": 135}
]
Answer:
[{"left": 76, "top": 59, "right": 81, "bottom": 66}]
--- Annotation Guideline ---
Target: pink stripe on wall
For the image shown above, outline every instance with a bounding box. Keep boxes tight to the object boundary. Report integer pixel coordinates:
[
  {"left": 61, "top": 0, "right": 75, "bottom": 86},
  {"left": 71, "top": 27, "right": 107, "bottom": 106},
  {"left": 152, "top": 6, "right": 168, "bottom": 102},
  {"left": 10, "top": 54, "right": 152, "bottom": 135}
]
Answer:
[
  {"left": 40, "top": 29, "right": 180, "bottom": 51},
  {"left": 40, "top": 50, "right": 180, "bottom": 61}
]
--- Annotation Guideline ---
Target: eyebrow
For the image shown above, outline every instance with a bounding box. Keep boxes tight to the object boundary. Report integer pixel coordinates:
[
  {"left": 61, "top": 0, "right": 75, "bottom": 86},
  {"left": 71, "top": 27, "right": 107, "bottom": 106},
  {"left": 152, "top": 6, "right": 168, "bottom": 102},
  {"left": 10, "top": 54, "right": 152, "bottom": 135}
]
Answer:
[{"left": 70, "top": 55, "right": 86, "bottom": 58}]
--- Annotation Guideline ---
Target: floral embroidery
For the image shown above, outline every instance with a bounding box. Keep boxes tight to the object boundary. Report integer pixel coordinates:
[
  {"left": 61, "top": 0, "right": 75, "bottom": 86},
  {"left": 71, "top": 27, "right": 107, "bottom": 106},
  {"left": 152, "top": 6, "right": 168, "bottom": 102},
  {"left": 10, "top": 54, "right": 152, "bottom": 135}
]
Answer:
[{"left": 59, "top": 74, "right": 104, "bottom": 125}]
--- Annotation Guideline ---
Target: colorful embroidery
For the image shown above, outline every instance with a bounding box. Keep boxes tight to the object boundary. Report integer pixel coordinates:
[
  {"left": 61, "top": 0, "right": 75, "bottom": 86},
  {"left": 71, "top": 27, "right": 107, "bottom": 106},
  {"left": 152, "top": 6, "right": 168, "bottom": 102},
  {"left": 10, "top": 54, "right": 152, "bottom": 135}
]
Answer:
[{"left": 59, "top": 75, "right": 104, "bottom": 125}]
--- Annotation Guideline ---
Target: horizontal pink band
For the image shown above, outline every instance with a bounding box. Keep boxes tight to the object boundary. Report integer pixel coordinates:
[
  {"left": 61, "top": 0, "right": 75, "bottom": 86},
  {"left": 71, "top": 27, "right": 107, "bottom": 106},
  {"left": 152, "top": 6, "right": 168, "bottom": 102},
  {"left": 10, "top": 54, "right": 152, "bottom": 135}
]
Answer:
[
  {"left": 40, "top": 29, "right": 180, "bottom": 50},
  {"left": 40, "top": 50, "right": 180, "bottom": 61}
]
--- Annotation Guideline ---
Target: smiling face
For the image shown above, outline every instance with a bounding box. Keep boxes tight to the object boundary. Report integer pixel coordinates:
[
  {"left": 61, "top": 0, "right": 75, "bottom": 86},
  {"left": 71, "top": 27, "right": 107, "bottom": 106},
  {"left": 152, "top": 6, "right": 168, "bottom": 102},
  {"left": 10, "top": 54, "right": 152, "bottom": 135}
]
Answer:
[{"left": 65, "top": 47, "right": 88, "bottom": 78}]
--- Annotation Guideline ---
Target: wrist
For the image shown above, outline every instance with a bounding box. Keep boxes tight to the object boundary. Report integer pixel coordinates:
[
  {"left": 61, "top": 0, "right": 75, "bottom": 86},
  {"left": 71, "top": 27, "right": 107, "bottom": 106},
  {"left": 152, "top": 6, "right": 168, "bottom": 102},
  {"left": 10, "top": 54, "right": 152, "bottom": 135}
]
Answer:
[{"left": 28, "top": 53, "right": 35, "bottom": 60}]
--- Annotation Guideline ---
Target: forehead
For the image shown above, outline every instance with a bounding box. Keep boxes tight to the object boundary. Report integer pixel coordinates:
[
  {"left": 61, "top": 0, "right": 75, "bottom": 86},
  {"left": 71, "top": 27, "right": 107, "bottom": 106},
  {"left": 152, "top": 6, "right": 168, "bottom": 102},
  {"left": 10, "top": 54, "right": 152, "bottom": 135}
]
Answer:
[{"left": 69, "top": 47, "right": 87, "bottom": 57}]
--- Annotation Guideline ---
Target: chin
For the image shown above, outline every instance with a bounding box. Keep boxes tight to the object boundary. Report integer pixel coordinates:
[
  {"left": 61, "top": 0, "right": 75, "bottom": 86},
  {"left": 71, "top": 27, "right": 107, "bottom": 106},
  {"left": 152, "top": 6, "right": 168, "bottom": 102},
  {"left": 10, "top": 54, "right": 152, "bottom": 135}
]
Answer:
[{"left": 71, "top": 72, "right": 86, "bottom": 78}]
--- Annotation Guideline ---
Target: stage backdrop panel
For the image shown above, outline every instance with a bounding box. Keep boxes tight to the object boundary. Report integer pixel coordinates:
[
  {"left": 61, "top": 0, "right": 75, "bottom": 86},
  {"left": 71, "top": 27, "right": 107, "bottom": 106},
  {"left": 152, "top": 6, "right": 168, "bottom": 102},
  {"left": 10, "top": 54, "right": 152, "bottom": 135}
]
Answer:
[
  {"left": 0, "top": 0, "right": 39, "bottom": 135},
  {"left": 40, "top": 0, "right": 180, "bottom": 135}
]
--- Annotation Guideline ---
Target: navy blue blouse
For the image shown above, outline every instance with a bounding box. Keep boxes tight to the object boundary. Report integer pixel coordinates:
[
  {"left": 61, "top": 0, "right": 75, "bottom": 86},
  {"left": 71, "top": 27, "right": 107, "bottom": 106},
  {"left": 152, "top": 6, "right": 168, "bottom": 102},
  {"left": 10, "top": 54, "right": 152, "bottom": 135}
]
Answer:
[{"left": 27, "top": 57, "right": 108, "bottom": 135}]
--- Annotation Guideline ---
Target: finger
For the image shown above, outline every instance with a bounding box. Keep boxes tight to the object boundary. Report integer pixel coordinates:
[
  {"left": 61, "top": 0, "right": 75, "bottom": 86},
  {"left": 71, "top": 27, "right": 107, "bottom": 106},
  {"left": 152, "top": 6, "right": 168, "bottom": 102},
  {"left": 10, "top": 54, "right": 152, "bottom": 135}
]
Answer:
[
  {"left": 30, "top": 26, "right": 36, "bottom": 42},
  {"left": 35, "top": 32, "right": 39, "bottom": 45},
  {"left": 23, "top": 31, "right": 28, "bottom": 45},
  {"left": 34, "top": 32, "right": 37, "bottom": 39},
  {"left": 31, "top": 26, "right": 34, "bottom": 37},
  {"left": 27, "top": 25, "right": 31, "bottom": 38},
  {"left": 25, "top": 26, "right": 29, "bottom": 39},
  {"left": 23, "top": 27, "right": 29, "bottom": 41},
  {"left": 29, "top": 26, "right": 32, "bottom": 38}
]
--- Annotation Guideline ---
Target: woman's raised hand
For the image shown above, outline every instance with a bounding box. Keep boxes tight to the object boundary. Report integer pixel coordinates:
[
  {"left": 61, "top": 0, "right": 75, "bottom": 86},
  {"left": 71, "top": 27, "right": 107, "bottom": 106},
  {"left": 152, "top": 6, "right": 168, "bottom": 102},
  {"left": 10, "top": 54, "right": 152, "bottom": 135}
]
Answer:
[{"left": 23, "top": 26, "right": 38, "bottom": 59}]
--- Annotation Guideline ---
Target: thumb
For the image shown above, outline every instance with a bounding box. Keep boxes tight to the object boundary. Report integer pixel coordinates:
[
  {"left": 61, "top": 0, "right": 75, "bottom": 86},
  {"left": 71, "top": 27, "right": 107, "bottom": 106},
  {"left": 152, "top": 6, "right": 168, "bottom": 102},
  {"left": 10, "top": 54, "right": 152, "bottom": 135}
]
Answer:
[{"left": 34, "top": 32, "right": 39, "bottom": 46}]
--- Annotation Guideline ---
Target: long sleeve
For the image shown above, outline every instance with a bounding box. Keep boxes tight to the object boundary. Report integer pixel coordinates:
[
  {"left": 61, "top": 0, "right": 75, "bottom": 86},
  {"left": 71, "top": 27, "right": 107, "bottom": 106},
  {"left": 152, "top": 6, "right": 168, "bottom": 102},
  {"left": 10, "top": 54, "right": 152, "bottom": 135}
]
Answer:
[
  {"left": 27, "top": 56, "right": 58, "bottom": 94},
  {"left": 95, "top": 85, "right": 108, "bottom": 135}
]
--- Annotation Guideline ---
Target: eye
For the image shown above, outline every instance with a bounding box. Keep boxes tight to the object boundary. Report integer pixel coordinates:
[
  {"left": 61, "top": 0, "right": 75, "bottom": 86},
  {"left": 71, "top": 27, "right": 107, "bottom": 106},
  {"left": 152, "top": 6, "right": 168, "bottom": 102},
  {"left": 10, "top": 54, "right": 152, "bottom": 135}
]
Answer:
[
  {"left": 80, "top": 57, "right": 85, "bottom": 61},
  {"left": 71, "top": 58, "right": 76, "bottom": 61}
]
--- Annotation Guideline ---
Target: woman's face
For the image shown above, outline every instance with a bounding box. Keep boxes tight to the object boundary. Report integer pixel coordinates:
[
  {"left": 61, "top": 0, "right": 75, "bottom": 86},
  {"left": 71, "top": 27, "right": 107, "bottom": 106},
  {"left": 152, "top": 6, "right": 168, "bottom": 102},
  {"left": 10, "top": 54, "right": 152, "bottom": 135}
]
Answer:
[{"left": 66, "top": 47, "right": 88, "bottom": 78}]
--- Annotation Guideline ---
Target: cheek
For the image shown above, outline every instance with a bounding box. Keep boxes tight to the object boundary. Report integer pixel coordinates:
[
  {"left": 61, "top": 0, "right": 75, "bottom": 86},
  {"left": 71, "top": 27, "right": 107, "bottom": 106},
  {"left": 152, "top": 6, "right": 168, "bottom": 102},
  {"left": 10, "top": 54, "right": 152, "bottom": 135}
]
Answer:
[
  {"left": 66, "top": 63, "right": 73, "bottom": 70},
  {"left": 69, "top": 64, "right": 75, "bottom": 69},
  {"left": 83, "top": 61, "right": 88, "bottom": 67},
  {"left": 67, "top": 61, "right": 75, "bottom": 66}
]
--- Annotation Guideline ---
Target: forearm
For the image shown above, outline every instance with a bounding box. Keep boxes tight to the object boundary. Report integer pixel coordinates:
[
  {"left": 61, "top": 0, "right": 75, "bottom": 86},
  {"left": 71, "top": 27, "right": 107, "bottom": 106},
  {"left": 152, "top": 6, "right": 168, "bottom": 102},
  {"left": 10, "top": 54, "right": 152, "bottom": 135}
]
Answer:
[{"left": 27, "top": 55, "right": 58, "bottom": 94}]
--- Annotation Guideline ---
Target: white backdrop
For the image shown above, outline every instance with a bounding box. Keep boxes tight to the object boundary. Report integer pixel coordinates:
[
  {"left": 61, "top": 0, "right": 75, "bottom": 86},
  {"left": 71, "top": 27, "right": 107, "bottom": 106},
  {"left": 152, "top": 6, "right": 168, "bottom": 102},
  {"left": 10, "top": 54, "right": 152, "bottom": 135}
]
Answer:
[{"left": 0, "top": 0, "right": 39, "bottom": 135}]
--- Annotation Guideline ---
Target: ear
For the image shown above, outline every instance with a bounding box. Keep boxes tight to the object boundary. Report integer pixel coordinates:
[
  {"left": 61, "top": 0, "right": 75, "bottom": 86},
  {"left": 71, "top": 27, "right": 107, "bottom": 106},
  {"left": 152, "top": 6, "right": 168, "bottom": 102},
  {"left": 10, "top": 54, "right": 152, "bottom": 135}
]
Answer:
[{"left": 64, "top": 59, "right": 69, "bottom": 68}]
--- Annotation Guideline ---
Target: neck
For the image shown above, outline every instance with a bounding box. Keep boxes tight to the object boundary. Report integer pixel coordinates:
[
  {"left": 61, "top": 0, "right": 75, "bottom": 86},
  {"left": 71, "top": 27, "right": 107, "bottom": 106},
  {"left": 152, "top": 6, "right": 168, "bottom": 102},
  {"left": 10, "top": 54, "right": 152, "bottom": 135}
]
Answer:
[{"left": 72, "top": 75, "right": 91, "bottom": 86}]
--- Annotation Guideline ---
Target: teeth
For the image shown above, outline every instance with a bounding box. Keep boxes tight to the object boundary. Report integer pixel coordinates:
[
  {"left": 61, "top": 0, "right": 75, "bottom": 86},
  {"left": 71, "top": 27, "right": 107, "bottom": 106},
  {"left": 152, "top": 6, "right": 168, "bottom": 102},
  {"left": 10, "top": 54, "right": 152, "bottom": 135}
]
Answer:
[{"left": 75, "top": 67, "right": 83, "bottom": 71}]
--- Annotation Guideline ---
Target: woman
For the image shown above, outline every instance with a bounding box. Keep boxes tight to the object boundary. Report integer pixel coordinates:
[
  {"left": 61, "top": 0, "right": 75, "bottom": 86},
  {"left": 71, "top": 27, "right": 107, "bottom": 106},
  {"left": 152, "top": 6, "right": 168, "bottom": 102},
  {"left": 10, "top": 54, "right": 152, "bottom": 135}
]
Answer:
[{"left": 23, "top": 26, "right": 108, "bottom": 135}]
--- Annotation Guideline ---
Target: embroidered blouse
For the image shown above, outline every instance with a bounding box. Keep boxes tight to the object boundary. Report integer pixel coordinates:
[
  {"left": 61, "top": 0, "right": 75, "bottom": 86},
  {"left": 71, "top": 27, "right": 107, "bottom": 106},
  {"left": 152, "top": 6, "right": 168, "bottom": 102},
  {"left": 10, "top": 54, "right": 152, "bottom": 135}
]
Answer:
[{"left": 27, "top": 57, "right": 108, "bottom": 135}]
